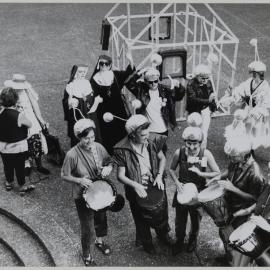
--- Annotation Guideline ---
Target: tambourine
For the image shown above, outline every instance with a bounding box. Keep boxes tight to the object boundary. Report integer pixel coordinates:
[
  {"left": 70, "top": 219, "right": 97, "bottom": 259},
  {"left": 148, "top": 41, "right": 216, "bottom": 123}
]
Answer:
[{"left": 83, "top": 178, "right": 125, "bottom": 212}]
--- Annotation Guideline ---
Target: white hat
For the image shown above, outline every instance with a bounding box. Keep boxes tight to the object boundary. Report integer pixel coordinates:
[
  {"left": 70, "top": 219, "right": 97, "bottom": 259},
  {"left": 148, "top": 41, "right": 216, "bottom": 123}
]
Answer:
[
  {"left": 182, "top": 126, "right": 203, "bottom": 142},
  {"left": 144, "top": 68, "right": 160, "bottom": 81},
  {"left": 74, "top": 118, "right": 96, "bottom": 138},
  {"left": 125, "top": 114, "right": 149, "bottom": 135},
  {"left": 224, "top": 136, "right": 252, "bottom": 156},
  {"left": 248, "top": 61, "right": 266, "bottom": 72},
  {"left": 150, "top": 53, "right": 162, "bottom": 67},
  {"left": 177, "top": 183, "right": 198, "bottom": 205},
  {"left": 4, "top": 74, "right": 31, "bottom": 90},
  {"left": 194, "top": 64, "right": 211, "bottom": 76},
  {"left": 187, "top": 112, "right": 203, "bottom": 127}
]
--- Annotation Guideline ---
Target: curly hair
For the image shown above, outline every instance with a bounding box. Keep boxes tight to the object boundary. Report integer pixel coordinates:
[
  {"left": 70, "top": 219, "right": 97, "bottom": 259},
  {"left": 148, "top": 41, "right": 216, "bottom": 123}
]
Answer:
[{"left": 0, "top": 87, "right": 18, "bottom": 107}]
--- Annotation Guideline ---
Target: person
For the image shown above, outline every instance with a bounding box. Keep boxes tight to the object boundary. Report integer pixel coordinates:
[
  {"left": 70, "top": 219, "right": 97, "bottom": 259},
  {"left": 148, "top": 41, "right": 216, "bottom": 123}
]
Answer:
[
  {"left": 125, "top": 67, "right": 185, "bottom": 153},
  {"left": 232, "top": 183, "right": 270, "bottom": 266},
  {"left": 186, "top": 64, "right": 217, "bottom": 148},
  {"left": 221, "top": 61, "right": 270, "bottom": 153},
  {"left": 0, "top": 87, "right": 35, "bottom": 196},
  {"left": 4, "top": 74, "right": 50, "bottom": 175},
  {"left": 61, "top": 118, "right": 113, "bottom": 266},
  {"left": 169, "top": 126, "right": 220, "bottom": 255},
  {"left": 63, "top": 64, "right": 102, "bottom": 147},
  {"left": 113, "top": 114, "right": 171, "bottom": 254},
  {"left": 90, "top": 52, "right": 135, "bottom": 154},
  {"left": 209, "top": 136, "right": 266, "bottom": 266}
]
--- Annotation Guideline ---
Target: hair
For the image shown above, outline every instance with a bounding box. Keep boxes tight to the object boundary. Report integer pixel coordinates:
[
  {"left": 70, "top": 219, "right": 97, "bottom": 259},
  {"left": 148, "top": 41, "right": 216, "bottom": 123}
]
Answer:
[
  {"left": 128, "top": 122, "right": 150, "bottom": 140},
  {"left": 0, "top": 87, "right": 19, "bottom": 107},
  {"left": 77, "top": 127, "right": 95, "bottom": 139}
]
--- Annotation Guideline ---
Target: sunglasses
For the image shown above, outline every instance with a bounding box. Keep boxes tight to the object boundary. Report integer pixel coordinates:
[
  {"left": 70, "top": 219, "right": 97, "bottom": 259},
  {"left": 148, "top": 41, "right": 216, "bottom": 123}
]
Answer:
[
  {"left": 99, "top": 61, "right": 110, "bottom": 67},
  {"left": 147, "top": 79, "right": 159, "bottom": 85},
  {"left": 200, "top": 77, "right": 209, "bottom": 80}
]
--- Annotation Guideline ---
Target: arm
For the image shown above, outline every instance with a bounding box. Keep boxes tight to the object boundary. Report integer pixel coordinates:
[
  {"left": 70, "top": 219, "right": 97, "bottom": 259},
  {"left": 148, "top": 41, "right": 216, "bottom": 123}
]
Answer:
[
  {"left": 124, "top": 71, "right": 141, "bottom": 97},
  {"left": 60, "top": 153, "right": 92, "bottom": 188},
  {"left": 27, "top": 92, "right": 46, "bottom": 126},
  {"left": 233, "top": 203, "right": 256, "bottom": 217},
  {"left": 117, "top": 166, "right": 147, "bottom": 198},
  {"left": 18, "top": 112, "right": 32, "bottom": 128},
  {"left": 169, "top": 149, "right": 183, "bottom": 192},
  {"left": 153, "top": 150, "right": 166, "bottom": 190}
]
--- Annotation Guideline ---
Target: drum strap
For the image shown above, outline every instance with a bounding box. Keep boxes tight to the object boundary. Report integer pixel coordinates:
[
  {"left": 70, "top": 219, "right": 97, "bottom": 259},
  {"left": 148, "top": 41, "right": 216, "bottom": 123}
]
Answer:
[{"left": 75, "top": 146, "right": 98, "bottom": 177}]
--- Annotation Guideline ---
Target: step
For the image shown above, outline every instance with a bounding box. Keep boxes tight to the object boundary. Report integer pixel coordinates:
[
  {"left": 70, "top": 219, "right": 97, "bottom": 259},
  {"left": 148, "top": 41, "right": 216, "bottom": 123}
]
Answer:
[
  {"left": 0, "top": 189, "right": 83, "bottom": 266},
  {"left": 0, "top": 211, "right": 54, "bottom": 266},
  {"left": 0, "top": 238, "right": 24, "bottom": 266}
]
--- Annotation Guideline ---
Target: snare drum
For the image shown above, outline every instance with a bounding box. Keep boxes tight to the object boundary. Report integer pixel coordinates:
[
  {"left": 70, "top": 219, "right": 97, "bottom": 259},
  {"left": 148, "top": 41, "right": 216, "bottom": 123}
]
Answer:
[
  {"left": 136, "top": 183, "right": 168, "bottom": 227},
  {"left": 198, "top": 184, "right": 231, "bottom": 227},
  {"left": 83, "top": 178, "right": 125, "bottom": 212},
  {"left": 229, "top": 221, "right": 262, "bottom": 258}
]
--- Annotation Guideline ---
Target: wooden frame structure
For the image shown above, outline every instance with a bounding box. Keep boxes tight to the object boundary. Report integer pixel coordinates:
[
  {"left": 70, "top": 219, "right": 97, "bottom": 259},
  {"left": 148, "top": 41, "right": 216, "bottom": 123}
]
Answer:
[{"left": 104, "top": 3, "right": 239, "bottom": 119}]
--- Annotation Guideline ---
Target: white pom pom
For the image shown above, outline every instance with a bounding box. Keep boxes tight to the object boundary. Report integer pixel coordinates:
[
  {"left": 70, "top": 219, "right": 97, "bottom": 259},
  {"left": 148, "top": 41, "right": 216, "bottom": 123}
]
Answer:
[
  {"left": 207, "top": 52, "right": 219, "bottom": 64},
  {"left": 103, "top": 112, "right": 114, "bottom": 123},
  {"left": 131, "top": 99, "right": 142, "bottom": 110},
  {"left": 250, "top": 38, "right": 257, "bottom": 47},
  {"left": 150, "top": 53, "right": 162, "bottom": 67}
]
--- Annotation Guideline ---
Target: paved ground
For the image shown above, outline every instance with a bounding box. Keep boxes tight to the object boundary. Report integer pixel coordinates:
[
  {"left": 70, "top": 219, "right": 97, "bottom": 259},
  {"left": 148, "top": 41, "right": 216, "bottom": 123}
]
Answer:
[{"left": 0, "top": 3, "right": 270, "bottom": 267}]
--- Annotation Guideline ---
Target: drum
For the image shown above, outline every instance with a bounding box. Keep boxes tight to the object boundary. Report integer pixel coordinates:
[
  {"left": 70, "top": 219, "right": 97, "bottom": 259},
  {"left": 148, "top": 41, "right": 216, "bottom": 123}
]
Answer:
[
  {"left": 136, "top": 183, "right": 167, "bottom": 227},
  {"left": 177, "top": 183, "right": 199, "bottom": 206},
  {"left": 198, "top": 183, "right": 231, "bottom": 227},
  {"left": 83, "top": 178, "right": 125, "bottom": 212},
  {"left": 229, "top": 221, "right": 263, "bottom": 258}
]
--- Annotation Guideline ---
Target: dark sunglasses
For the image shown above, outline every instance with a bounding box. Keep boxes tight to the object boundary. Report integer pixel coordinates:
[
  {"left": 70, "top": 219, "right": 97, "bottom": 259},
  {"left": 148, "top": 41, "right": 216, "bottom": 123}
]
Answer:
[
  {"left": 147, "top": 79, "right": 159, "bottom": 85},
  {"left": 200, "top": 77, "right": 209, "bottom": 80},
  {"left": 99, "top": 61, "right": 110, "bottom": 67}
]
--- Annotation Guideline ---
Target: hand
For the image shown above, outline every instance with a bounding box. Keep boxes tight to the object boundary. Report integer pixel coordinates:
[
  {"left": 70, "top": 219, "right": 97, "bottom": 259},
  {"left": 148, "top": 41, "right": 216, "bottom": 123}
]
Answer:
[
  {"left": 43, "top": 122, "right": 49, "bottom": 129},
  {"left": 249, "top": 215, "right": 270, "bottom": 232},
  {"left": 209, "top": 93, "right": 216, "bottom": 102},
  {"left": 80, "top": 177, "right": 93, "bottom": 188},
  {"left": 137, "top": 67, "right": 148, "bottom": 76},
  {"left": 176, "top": 181, "right": 184, "bottom": 193},
  {"left": 206, "top": 175, "right": 221, "bottom": 186},
  {"left": 100, "top": 166, "right": 112, "bottom": 178},
  {"left": 172, "top": 79, "right": 180, "bottom": 88},
  {"left": 226, "top": 84, "right": 233, "bottom": 95},
  {"left": 188, "top": 166, "right": 202, "bottom": 176},
  {"left": 95, "top": 95, "right": 103, "bottom": 104},
  {"left": 134, "top": 182, "right": 148, "bottom": 198},
  {"left": 218, "top": 180, "right": 236, "bottom": 192},
  {"left": 153, "top": 175, "right": 164, "bottom": 190},
  {"left": 233, "top": 208, "right": 250, "bottom": 217}
]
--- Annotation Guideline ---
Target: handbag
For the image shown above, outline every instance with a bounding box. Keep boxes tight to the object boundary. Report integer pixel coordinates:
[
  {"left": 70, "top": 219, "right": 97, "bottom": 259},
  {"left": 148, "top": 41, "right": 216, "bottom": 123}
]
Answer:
[
  {"left": 42, "top": 127, "right": 65, "bottom": 166},
  {"left": 27, "top": 133, "right": 43, "bottom": 159}
]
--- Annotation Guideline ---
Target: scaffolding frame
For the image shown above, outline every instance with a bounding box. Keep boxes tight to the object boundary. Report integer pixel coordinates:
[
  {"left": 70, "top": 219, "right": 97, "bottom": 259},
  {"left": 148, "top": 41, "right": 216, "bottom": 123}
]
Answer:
[{"left": 104, "top": 3, "right": 239, "bottom": 119}]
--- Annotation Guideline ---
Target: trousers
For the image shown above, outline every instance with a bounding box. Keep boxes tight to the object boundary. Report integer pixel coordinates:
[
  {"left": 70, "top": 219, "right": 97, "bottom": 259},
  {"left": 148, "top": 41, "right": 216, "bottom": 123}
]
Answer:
[{"left": 75, "top": 198, "right": 108, "bottom": 257}]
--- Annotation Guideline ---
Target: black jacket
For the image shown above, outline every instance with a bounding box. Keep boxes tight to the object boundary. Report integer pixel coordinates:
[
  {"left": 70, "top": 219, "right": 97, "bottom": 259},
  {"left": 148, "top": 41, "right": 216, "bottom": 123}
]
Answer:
[
  {"left": 125, "top": 72, "right": 185, "bottom": 130},
  {"left": 186, "top": 77, "right": 215, "bottom": 113}
]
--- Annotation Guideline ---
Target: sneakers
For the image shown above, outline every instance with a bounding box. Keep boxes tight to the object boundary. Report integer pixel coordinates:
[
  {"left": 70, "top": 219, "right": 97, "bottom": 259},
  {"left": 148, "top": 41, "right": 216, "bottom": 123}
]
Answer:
[
  {"left": 5, "top": 182, "right": 14, "bottom": 191},
  {"left": 19, "top": 184, "right": 35, "bottom": 196},
  {"left": 83, "top": 255, "right": 97, "bottom": 267}
]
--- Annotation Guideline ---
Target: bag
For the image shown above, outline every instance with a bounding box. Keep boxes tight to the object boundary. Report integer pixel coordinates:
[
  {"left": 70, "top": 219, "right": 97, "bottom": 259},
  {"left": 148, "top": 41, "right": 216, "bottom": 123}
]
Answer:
[
  {"left": 42, "top": 127, "right": 65, "bottom": 166},
  {"left": 27, "top": 133, "right": 43, "bottom": 159}
]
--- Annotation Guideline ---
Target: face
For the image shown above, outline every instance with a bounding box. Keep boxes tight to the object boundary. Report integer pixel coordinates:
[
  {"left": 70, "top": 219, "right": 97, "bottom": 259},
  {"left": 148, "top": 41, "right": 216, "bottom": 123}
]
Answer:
[
  {"left": 146, "top": 77, "right": 159, "bottom": 90},
  {"left": 197, "top": 75, "right": 209, "bottom": 85},
  {"left": 75, "top": 66, "right": 88, "bottom": 79},
  {"left": 228, "top": 153, "right": 246, "bottom": 164},
  {"left": 185, "top": 140, "right": 201, "bottom": 156},
  {"left": 80, "top": 129, "right": 95, "bottom": 150},
  {"left": 98, "top": 59, "right": 111, "bottom": 71},
  {"left": 252, "top": 71, "right": 264, "bottom": 81},
  {"left": 133, "top": 128, "right": 149, "bottom": 145}
]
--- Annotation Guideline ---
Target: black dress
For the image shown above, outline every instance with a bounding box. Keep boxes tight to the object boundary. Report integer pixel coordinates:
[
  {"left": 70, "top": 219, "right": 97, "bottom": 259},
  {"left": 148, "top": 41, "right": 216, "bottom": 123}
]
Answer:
[
  {"left": 90, "top": 65, "right": 134, "bottom": 154},
  {"left": 62, "top": 89, "right": 101, "bottom": 147}
]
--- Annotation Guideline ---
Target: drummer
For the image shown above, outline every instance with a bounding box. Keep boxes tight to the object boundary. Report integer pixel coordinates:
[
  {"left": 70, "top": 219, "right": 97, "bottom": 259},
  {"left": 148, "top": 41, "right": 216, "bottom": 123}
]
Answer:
[
  {"left": 61, "top": 118, "right": 113, "bottom": 266},
  {"left": 169, "top": 126, "right": 220, "bottom": 255},
  {"left": 209, "top": 136, "right": 266, "bottom": 266},
  {"left": 232, "top": 182, "right": 270, "bottom": 266},
  {"left": 113, "top": 114, "right": 171, "bottom": 255}
]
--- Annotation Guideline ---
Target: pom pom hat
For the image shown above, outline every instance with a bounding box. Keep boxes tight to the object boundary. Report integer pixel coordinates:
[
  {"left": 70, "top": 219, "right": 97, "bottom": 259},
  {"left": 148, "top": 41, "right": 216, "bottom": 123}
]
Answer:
[
  {"left": 182, "top": 127, "right": 203, "bottom": 142},
  {"left": 74, "top": 118, "right": 96, "bottom": 138},
  {"left": 125, "top": 114, "right": 149, "bottom": 135},
  {"left": 194, "top": 64, "right": 211, "bottom": 77},
  {"left": 144, "top": 68, "right": 160, "bottom": 81},
  {"left": 224, "top": 137, "right": 252, "bottom": 156}
]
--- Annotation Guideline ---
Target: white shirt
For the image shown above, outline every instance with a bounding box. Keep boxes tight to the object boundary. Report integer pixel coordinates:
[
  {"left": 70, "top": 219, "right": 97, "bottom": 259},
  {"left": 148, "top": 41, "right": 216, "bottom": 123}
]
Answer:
[{"left": 146, "top": 90, "right": 167, "bottom": 133}]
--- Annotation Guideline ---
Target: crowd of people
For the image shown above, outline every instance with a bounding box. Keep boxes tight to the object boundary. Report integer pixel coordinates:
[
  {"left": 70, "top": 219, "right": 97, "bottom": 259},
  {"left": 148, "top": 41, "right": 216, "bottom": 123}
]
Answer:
[{"left": 0, "top": 51, "right": 269, "bottom": 267}]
